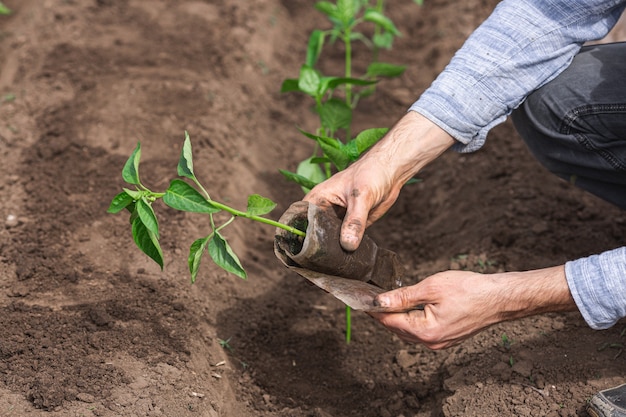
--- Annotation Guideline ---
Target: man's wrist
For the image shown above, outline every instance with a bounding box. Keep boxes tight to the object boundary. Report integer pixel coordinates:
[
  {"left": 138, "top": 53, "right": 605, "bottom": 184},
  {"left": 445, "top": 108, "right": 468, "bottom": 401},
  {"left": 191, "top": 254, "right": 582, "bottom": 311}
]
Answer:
[{"left": 363, "top": 111, "right": 456, "bottom": 185}]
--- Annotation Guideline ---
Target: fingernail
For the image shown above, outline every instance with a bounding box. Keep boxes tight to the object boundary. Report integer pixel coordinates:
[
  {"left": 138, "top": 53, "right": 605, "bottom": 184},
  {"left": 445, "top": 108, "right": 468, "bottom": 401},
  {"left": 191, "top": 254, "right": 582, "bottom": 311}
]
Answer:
[{"left": 374, "top": 296, "right": 388, "bottom": 308}]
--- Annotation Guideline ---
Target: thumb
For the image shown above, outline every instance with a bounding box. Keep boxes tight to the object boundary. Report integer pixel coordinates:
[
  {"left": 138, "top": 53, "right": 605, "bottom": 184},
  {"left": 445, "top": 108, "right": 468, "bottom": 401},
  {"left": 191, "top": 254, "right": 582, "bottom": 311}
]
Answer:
[
  {"left": 374, "top": 286, "right": 428, "bottom": 313},
  {"left": 339, "top": 197, "right": 370, "bottom": 251}
]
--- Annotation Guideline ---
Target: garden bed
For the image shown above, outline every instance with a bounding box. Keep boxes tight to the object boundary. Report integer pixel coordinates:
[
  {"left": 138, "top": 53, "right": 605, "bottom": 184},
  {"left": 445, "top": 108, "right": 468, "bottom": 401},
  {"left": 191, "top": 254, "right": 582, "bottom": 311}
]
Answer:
[{"left": 0, "top": 1, "right": 625, "bottom": 416}]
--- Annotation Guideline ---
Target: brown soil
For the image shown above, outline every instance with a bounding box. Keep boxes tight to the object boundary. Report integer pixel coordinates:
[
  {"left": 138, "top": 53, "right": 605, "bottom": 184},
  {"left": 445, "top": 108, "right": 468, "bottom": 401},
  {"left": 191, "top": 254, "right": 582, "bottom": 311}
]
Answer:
[{"left": 1, "top": 1, "right": 625, "bottom": 416}]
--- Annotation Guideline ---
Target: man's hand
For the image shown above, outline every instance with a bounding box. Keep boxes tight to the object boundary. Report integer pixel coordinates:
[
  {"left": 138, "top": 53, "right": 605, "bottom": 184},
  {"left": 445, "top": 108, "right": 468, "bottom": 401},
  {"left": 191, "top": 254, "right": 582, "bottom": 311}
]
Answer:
[
  {"left": 369, "top": 265, "right": 577, "bottom": 350},
  {"left": 303, "top": 155, "right": 401, "bottom": 251},
  {"left": 304, "top": 111, "right": 455, "bottom": 251}
]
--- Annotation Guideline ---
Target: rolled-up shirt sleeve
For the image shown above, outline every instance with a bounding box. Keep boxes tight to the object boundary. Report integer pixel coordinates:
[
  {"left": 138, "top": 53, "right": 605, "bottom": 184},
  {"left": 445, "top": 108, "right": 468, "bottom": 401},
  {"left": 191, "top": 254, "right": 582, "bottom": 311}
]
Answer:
[
  {"left": 410, "top": 0, "right": 626, "bottom": 153},
  {"left": 409, "top": 0, "right": 626, "bottom": 329},
  {"left": 566, "top": 248, "right": 626, "bottom": 329}
]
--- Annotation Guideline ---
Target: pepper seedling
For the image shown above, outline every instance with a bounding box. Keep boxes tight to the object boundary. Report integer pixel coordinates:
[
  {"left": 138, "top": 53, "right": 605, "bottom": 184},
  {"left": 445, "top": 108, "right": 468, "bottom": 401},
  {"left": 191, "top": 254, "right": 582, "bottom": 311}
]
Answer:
[
  {"left": 108, "top": 132, "right": 305, "bottom": 282},
  {"left": 280, "top": 0, "right": 420, "bottom": 192}
]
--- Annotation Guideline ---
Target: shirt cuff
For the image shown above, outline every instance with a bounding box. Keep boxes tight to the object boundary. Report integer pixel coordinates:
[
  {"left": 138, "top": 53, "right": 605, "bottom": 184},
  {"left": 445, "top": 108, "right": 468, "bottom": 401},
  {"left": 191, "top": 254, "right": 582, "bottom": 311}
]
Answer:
[{"left": 565, "top": 247, "right": 626, "bottom": 330}]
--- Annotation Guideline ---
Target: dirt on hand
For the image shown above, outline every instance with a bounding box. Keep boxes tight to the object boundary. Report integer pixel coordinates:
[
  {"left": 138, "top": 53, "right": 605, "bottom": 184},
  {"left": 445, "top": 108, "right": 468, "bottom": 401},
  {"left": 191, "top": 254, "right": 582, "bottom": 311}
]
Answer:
[{"left": 0, "top": 1, "right": 625, "bottom": 416}]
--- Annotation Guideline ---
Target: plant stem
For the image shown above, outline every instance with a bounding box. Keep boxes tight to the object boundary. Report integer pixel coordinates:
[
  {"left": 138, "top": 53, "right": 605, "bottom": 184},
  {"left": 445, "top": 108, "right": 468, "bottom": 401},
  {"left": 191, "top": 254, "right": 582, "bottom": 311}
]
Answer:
[
  {"left": 215, "top": 215, "right": 236, "bottom": 233},
  {"left": 372, "top": 0, "right": 384, "bottom": 62},
  {"left": 208, "top": 200, "right": 306, "bottom": 237},
  {"left": 344, "top": 28, "right": 353, "bottom": 108},
  {"left": 345, "top": 306, "right": 352, "bottom": 343},
  {"left": 343, "top": 27, "right": 353, "bottom": 141}
]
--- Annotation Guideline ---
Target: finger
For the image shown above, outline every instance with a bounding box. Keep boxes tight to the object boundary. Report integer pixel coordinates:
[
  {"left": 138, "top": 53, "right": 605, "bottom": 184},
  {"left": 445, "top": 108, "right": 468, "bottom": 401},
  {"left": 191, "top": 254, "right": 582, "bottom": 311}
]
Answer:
[
  {"left": 304, "top": 182, "right": 349, "bottom": 212},
  {"left": 340, "top": 190, "right": 370, "bottom": 251},
  {"left": 303, "top": 192, "right": 334, "bottom": 209},
  {"left": 370, "top": 311, "right": 426, "bottom": 344},
  {"left": 373, "top": 286, "right": 430, "bottom": 312},
  {"left": 366, "top": 188, "right": 400, "bottom": 227}
]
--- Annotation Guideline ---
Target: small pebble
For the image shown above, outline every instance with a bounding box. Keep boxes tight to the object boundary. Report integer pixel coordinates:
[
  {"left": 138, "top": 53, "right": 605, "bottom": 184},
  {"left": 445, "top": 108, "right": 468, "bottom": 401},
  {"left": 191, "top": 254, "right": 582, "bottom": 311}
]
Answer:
[
  {"left": 76, "top": 392, "right": 95, "bottom": 403},
  {"left": 5, "top": 214, "right": 19, "bottom": 228}
]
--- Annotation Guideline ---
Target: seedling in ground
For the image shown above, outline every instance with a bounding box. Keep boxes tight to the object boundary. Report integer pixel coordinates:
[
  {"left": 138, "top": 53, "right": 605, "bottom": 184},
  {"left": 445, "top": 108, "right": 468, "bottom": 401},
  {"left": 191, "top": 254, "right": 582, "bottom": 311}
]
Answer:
[
  {"left": 501, "top": 333, "right": 513, "bottom": 350},
  {"left": 108, "top": 132, "right": 305, "bottom": 282},
  {"left": 0, "top": 2, "right": 11, "bottom": 15},
  {"left": 218, "top": 337, "right": 234, "bottom": 352}
]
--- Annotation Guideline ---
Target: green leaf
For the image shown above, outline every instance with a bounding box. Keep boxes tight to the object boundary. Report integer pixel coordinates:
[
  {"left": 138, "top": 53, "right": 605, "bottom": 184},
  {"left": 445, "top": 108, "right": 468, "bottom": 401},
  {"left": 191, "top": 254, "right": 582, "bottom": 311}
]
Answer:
[
  {"left": 296, "top": 157, "right": 327, "bottom": 193},
  {"left": 128, "top": 202, "right": 138, "bottom": 222},
  {"left": 336, "top": 0, "right": 359, "bottom": 27},
  {"left": 163, "top": 179, "right": 220, "bottom": 213},
  {"left": 177, "top": 131, "right": 196, "bottom": 180},
  {"left": 413, "top": 0, "right": 424, "bottom": 6},
  {"left": 306, "top": 29, "right": 326, "bottom": 67},
  {"left": 297, "top": 128, "right": 342, "bottom": 149},
  {"left": 280, "top": 78, "right": 300, "bottom": 93},
  {"left": 319, "top": 98, "right": 352, "bottom": 133},
  {"left": 208, "top": 232, "right": 247, "bottom": 279},
  {"left": 373, "top": 32, "right": 394, "bottom": 50},
  {"left": 188, "top": 236, "right": 210, "bottom": 283},
  {"left": 350, "top": 32, "right": 370, "bottom": 45},
  {"left": 108, "top": 192, "right": 135, "bottom": 214},
  {"left": 354, "top": 127, "right": 388, "bottom": 154},
  {"left": 316, "top": 134, "right": 344, "bottom": 149},
  {"left": 310, "top": 156, "right": 330, "bottom": 164},
  {"left": 0, "top": 2, "right": 11, "bottom": 14},
  {"left": 325, "top": 77, "right": 377, "bottom": 90},
  {"left": 343, "top": 128, "right": 388, "bottom": 163},
  {"left": 122, "top": 143, "right": 141, "bottom": 185},
  {"left": 246, "top": 194, "right": 277, "bottom": 216},
  {"left": 298, "top": 65, "right": 322, "bottom": 97},
  {"left": 343, "top": 140, "right": 360, "bottom": 162},
  {"left": 279, "top": 169, "right": 320, "bottom": 192},
  {"left": 316, "top": 76, "right": 336, "bottom": 97},
  {"left": 122, "top": 187, "right": 143, "bottom": 200},
  {"left": 132, "top": 216, "right": 163, "bottom": 269},
  {"left": 136, "top": 198, "right": 160, "bottom": 238},
  {"left": 315, "top": 1, "right": 337, "bottom": 20},
  {"left": 320, "top": 141, "right": 351, "bottom": 171},
  {"left": 298, "top": 157, "right": 327, "bottom": 182},
  {"left": 363, "top": 9, "right": 401, "bottom": 36},
  {"left": 366, "top": 62, "right": 406, "bottom": 78}
]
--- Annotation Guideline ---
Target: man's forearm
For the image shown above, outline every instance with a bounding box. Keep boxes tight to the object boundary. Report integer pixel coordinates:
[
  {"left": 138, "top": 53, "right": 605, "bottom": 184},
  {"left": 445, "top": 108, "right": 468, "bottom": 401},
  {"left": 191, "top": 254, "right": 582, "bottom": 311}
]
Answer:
[{"left": 494, "top": 265, "right": 578, "bottom": 322}]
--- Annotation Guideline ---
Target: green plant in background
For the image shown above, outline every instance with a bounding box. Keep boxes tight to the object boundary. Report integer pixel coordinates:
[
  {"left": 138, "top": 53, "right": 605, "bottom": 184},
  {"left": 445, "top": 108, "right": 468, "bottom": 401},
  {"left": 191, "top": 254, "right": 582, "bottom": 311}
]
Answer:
[
  {"left": 0, "top": 2, "right": 10, "bottom": 15},
  {"left": 281, "top": 0, "right": 422, "bottom": 342},
  {"left": 280, "top": 0, "right": 422, "bottom": 193},
  {"left": 501, "top": 333, "right": 513, "bottom": 350},
  {"left": 108, "top": 132, "right": 306, "bottom": 282}
]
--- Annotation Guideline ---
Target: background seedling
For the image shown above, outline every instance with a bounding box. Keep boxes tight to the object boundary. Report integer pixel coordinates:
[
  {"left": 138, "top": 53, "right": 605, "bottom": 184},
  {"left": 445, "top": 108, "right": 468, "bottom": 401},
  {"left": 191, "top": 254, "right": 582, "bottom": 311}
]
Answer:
[
  {"left": 596, "top": 326, "right": 626, "bottom": 359},
  {"left": 281, "top": 0, "right": 423, "bottom": 343},
  {"left": 109, "top": 132, "right": 305, "bottom": 282},
  {"left": 501, "top": 333, "right": 513, "bottom": 350},
  {"left": 280, "top": 0, "right": 423, "bottom": 193},
  {"left": 2, "top": 93, "right": 15, "bottom": 102},
  {"left": 218, "top": 337, "right": 248, "bottom": 369},
  {"left": 218, "top": 337, "right": 234, "bottom": 353}
]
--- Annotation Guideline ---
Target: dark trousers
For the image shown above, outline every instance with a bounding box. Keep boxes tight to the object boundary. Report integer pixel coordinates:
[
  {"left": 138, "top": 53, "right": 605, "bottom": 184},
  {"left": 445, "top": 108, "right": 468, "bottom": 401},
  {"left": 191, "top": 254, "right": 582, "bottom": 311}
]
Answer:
[{"left": 511, "top": 42, "right": 626, "bottom": 210}]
